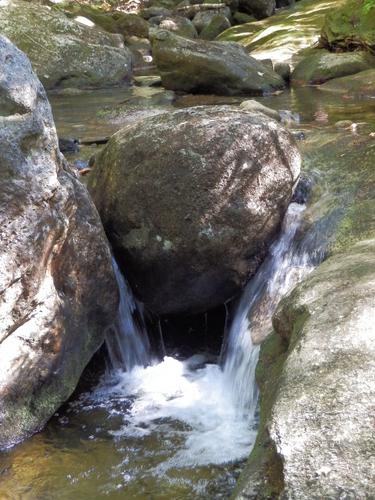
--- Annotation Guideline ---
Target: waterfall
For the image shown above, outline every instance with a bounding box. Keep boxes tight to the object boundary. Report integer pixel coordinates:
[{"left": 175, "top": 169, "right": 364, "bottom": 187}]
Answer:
[
  {"left": 223, "top": 202, "right": 316, "bottom": 417},
  {"left": 105, "top": 258, "right": 151, "bottom": 371},
  {"left": 94, "top": 202, "right": 320, "bottom": 470}
]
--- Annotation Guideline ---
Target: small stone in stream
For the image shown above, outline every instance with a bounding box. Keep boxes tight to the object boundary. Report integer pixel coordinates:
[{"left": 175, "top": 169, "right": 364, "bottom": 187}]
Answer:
[
  {"left": 291, "top": 174, "right": 313, "bottom": 204},
  {"left": 274, "top": 62, "right": 291, "bottom": 82},
  {"left": 292, "top": 131, "right": 306, "bottom": 141},
  {"left": 335, "top": 120, "right": 353, "bottom": 129},
  {"left": 58, "top": 137, "right": 80, "bottom": 153},
  {"left": 73, "top": 159, "right": 89, "bottom": 170},
  {"left": 279, "top": 110, "right": 300, "bottom": 124}
]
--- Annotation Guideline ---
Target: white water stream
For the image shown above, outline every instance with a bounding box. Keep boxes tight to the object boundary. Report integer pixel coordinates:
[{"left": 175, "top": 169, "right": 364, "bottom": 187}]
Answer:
[{"left": 96, "top": 202, "right": 316, "bottom": 470}]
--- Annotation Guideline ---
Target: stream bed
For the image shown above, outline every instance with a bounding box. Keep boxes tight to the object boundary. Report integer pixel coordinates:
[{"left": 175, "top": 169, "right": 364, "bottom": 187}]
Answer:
[{"left": 1, "top": 84, "right": 375, "bottom": 499}]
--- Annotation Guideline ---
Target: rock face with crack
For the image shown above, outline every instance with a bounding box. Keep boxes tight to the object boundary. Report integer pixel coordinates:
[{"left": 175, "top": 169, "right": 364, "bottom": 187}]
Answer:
[
  {"left": 88, "top": 106, "right": 300, "bottom": 316},
  {"left": 0, "top": 36, "right": 118, "bottom": 448}
]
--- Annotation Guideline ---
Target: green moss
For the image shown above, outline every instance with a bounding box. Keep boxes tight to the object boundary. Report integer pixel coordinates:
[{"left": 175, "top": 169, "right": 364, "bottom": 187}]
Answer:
[{"left": 320, "top": 0, "right": 375, "bottom": 52}]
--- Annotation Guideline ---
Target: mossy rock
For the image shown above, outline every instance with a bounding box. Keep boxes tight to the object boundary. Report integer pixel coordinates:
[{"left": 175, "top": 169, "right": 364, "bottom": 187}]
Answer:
[
  {"left": 217, "top": 0, "right": 344, "bottom": 64},
  {"left": 320, "top": 0, "right": 375, "bottom": 52},
  {"left": 200, "top": 14, "right": 231, "bottom": 40},
  {"left": 0, "top": 0, "right": 133, "bottom": 89},
  {"left": 291, "top": 49, "right": 375, "bottom": 85},
  {"left": 320, "top": 67, "right": 375, "bottom": 96}
]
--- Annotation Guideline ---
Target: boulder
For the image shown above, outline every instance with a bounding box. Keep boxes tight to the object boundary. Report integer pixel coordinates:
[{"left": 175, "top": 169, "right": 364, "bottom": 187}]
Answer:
[
  {"left": 292, "top": 49, "right": 375, "bottom": 86},
  {"left": 200, "top": 14, "right": 232, "bottom": 40},
  {"left": 0, "top": 36, "right": 118, "bottom": 448},
  {"left": 320, "top": 0, "right": 375, "bottom": 53},
  {"left": 192, "top": 7, "right": 232, "bottom": 33},
  {"left": 151, "top": 30, "right": 285, "bottom": 95},
  {"left": 159, "top": 16, "right": 198, "bottom": 38},
  {"left": 55, "top": 4, "right": 150, "bottom": 39},
  {"left": 239, "top": 0, "right": 275, "bottom": 19},
  {"left": 234, "top": 239, "right": 375, "bottom": 498},
  {"left": 320, "top": 68, "right": 375, "bottom": 97},
  {"left": 88, "top": 106, "right": 300, "bottom": 316},
  {"left": 218, "top": 0, "right": 336, "bottom": 65},
  {"left": 0, "top": 0, "right": 133, "bottom": 90}
]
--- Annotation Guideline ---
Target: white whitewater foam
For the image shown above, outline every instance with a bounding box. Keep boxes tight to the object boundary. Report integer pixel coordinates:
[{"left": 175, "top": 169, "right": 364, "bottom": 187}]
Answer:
[
  {"left": 98, "top": 203, "right": 316, "bottom": 469},
  {"left": 104, "top": 356, "right": 257, "bottom": 467}
]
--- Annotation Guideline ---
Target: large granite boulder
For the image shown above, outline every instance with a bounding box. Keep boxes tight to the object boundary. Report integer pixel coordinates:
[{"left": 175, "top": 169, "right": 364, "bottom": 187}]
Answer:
[
  {"left": 0, "top": 36, "right": 118, "bottom": 448},
  {"left": 0, "top": 0, "right": 133, "bottom": 90},
  {"left": 88, "top": 106, "right": 300, "bottom": 316},
  {"left": 235, "top": 239, "right": 375, "bottom": 498},
  {"left": 151, "top": 30, "right": 285, "bottom": 95}
]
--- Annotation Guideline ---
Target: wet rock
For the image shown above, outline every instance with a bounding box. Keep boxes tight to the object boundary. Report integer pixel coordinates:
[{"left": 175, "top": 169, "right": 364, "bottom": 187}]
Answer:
[
  {"left": 151, "top": 30, "right": 285, "bottom": 95},
  {"left": 239, "top": 100, "right": 280, "bottom": 121},
  {"left": 88, "top": 106, "right": 300, "bottom": 315},
  {"left": 217, "top": 0, "right": 336, "bottom": 65},
  {"left": 292, "top": 50, "right": 375, "bottom": 86},
  {"left": 274, "top": 61, "right": 291, "bottom": 82},
  {"left": 320, "top": 0, "right": 375, "bottom": 53},
  {"left": 192, "top": 7, "right": 232, "bottom": 33},
  {"left": 141, "top": 6, "right": 173, "bottom": 19},
  {"left": 320, "top": 68, "right": 375, "bottom": 98},
  {"left": 239, "top": 0, "right": 275, "bottom": 19},
  {"left": 200, "top": 14, "right": 231, "bottom": 40},
  {"left": 0, "top": 0, "right": 133, "bottom": 90},
  {"left": 58, "top": 137, "right": 80, "bottom": 154},
  {"left": 0, "top": 36, "right": 118, "bottom": 448},
  {"left": 235, "top": 239, "right": 375, "bottom": 498},
  {"left": 159, "top": 16, "right": 198, "bottom": 38}
]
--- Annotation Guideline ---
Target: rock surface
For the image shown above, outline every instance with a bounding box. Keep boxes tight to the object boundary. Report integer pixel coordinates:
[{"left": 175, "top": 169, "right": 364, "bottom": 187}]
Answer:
[
  {"left": 0, "top": 0, "right": 133, "bottom": 90},
  {"left": 158, "top": 15, "right": 198, "bottom": 38},
  {"left": 0, "top": 36, "right": 118, "bottom": 448},
  {"left": 234, "top": 239, "right": 375, "bottom": 499},
  {"left": 320, "top": 68, "right": 375, "bottom": 97},
  {"left": 320, "top": 0, "right": 375, "bottom": 53},
  {"left": 239, "top": 0, "right": 275, "bottom": 19},
  {"left": 200, "top": 14, "right": 231, "bottom": 40},
  {"left": 292, "top": 49, "right": 375, "bottom": 86},
  {"left": 88, "top": 106, "right": 300, "bottom": 315},
  {"left": 218, "top": 0, "right": 339, "bottom": 64},
  {"left": 151, "top": 30, "right": 285, "bottom": 95}
]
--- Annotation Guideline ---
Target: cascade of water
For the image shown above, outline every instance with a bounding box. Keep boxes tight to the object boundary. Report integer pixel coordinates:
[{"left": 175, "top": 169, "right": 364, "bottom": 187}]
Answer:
[
  {"left": 105, "top": 258, "right": 151, "bottom": 371},
  {"left": 94, "top": 202, "right": 321, "bottom": 470},
  {"left": 223, "top": 203, "right": 316, "bottom": 417}
]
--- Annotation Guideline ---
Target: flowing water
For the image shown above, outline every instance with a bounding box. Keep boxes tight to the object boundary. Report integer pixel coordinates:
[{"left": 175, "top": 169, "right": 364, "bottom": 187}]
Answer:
[{"left": 1, "top": 82, "right": 375, "bottom": 498}]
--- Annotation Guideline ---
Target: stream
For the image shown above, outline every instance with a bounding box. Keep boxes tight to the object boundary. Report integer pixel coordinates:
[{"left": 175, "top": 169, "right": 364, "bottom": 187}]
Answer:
[{"left": 1, "top": 83, "right": 375, "bottom": 498}]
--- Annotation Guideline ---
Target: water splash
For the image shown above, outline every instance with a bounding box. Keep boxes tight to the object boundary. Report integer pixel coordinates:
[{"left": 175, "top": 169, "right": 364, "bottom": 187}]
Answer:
[
  {"left": 223, "top": 203, "right": 315, "bottom": 417},
  {"left": 105, "top": 258, "right": 151, "bottom": 371},
  {"left": 96, "top": 203, "right": 318, "bottom": 471}
]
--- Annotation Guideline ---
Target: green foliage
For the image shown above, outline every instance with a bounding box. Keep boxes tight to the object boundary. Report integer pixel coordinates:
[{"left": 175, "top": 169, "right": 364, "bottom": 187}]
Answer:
[{"left": 363, "top": 0, "right": 375, "bottom": 13}]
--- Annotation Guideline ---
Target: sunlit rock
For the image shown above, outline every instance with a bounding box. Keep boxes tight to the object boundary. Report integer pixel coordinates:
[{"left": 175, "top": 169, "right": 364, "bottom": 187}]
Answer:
[
  {"left": 0, "top": 36, "right": 118, "bottom": 448},
  {"left": 88, "top": 106, "right": 300, "bottom": 315}
]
